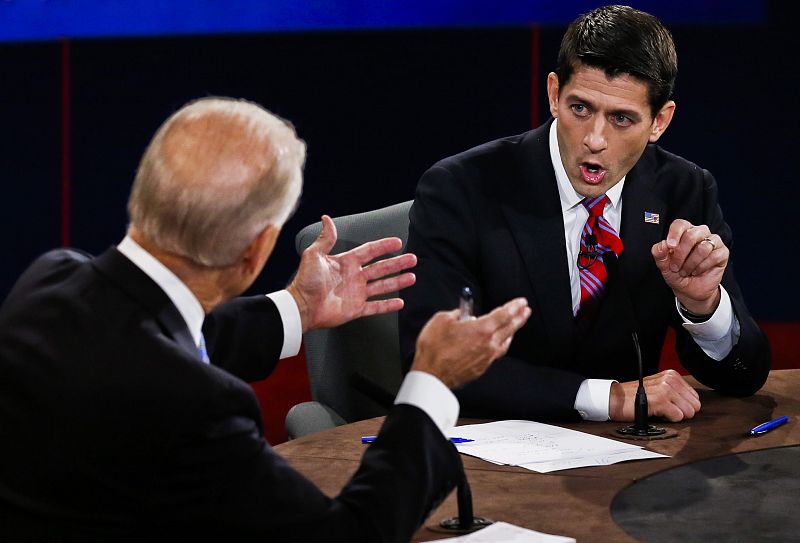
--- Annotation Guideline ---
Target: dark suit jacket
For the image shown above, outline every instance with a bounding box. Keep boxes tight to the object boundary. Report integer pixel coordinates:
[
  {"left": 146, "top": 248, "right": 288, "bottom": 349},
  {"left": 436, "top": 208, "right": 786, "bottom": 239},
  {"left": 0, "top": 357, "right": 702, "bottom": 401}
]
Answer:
[
  {"left": 399, "top": 120, "right": 770, "bottom": 421},
  {"left": 0, "top": 247, "right": 459, "bottom": 541}
]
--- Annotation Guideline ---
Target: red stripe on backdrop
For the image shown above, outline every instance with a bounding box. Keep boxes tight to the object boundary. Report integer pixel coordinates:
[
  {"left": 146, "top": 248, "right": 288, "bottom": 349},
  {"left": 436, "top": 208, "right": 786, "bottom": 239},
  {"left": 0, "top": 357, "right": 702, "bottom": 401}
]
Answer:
[
  {"left": 660, "top": 322, "right": 800, "bottom": 374},
  {"left": 760, "top": 322, "right": 800, "bottom": 370},
  {"left": 530, "top": 25, "right": 541, "bottom": 129},
  {"left": 251, "top": 347, "right": 312, "bottom": 445},
  {"left": 61, "top": 38, "right": 71, "bottom": 247}
]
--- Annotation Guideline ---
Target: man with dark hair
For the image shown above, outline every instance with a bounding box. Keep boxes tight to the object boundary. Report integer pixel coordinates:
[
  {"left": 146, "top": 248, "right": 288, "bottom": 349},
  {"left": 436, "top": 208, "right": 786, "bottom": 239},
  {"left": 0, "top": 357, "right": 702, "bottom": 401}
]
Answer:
[
  {"left": 0, "top": 97, "right": 531, "bottom": 540},
  {"left": 555, "top": 4, "right": 677, "bottom": 117},
  {"left": 400, "top": 5, "right": 770, "bottom": 423}
]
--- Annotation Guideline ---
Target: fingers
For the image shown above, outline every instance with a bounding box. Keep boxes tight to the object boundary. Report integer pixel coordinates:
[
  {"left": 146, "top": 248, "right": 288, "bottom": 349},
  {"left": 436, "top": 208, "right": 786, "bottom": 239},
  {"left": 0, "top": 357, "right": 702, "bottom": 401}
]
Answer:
[
  {"left": 676, "top": 233, "right": 727, "bottom": 277},
  {"left": 360, "top": 297, "right": 405, "bottom": 317},
  {"left": 362, "top": 253, "right": 417, "bottom": 281},
  {"left": 474, "top": 298, "right": 531, "bottom": 357},
  {"left": 411, "top": 300, "right": 530, "bottom": 390},
  {"left": 342, "top": 237, "right": 404, "bottom": 265},
  {"left": 472, "top": 298, "right": 529, "bottom": 335},
  {"left": 685, "top": 235, "right": 729, "bottom": 277},
  {"left": 655, "top": 220, "right": 728, "bottom": 277},
  {"left": 644, "top": 370, "right": 701, "bottom": 422},
  {"left": 487, "top": 298, "right": 531, "bottom": 337},
  {"left": 665, "top": 220, "right": 709, "bottom": 272},
  {"left": 307, "top": 216, "right": 406, "bottom": 267},
  {"left": 664, "top": 219, "right": 692, "bottom": 250},
  {"left": 308, "top": 215, "right": 338, "bottom": 255},
  {"left": 657, "top": 386, "right": 699, "bottom": 422},
  {"left": 364, "top": 272, "right": 417, "bottom": 298},
  {"left": 490, "top": 309, "right": 531, "bottom": 357},
  {"left": 482, "top": 297, "right": 530, "bottom": 324}
]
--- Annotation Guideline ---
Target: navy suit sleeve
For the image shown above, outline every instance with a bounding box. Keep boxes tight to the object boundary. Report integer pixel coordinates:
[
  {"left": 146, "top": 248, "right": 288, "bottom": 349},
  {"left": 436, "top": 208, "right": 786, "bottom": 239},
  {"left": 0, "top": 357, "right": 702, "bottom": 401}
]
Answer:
[
  {"left": 670, "top": 169, "right": 770, "bottom": 396},
  {"left": 202, "top": 295, "right": 284, "bottom": 382},
  {"left": 155, "top": 401, "right": 460, "bottom": 541}
]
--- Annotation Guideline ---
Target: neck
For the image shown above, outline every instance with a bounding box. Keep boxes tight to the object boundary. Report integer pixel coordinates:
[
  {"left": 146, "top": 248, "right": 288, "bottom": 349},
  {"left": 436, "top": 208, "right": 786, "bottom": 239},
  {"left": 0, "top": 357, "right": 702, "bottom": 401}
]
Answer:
[{"left": 128, "top": 227, "right": 233, "bottom": 313}]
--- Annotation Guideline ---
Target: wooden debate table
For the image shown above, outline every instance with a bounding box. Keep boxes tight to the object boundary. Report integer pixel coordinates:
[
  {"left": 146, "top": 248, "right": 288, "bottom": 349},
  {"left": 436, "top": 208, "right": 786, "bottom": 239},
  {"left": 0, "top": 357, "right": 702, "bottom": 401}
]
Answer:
[{"left": 274, "top": 370, "right": 800, "bottom": 541}]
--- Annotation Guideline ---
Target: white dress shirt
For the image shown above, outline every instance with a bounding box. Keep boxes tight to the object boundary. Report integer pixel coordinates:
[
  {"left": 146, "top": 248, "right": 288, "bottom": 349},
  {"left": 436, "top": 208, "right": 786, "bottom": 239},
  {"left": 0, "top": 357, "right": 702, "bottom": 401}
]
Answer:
[
  {"left": 117, "top": 235, "right": 458, "bottom": 435},
  {"left": 548, "top": 120, "right": 740, "bottom": 420}
]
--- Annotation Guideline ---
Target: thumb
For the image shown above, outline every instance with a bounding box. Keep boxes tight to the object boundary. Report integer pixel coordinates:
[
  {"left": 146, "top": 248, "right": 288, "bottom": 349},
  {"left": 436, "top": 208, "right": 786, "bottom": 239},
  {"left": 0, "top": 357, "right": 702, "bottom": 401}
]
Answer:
[{"left": 309, "top": 215, "right": 337, "bottom": 255}]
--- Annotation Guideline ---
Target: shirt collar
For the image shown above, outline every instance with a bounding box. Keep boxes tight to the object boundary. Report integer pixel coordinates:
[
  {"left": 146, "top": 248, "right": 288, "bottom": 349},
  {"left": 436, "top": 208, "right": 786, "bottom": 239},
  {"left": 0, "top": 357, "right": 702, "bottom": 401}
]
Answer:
[
  {"left": 117, "top": 235, "right": 205, "bottom": 347},
  {"left": 548, "top": 119, "right": 625, "bottom": 214}
]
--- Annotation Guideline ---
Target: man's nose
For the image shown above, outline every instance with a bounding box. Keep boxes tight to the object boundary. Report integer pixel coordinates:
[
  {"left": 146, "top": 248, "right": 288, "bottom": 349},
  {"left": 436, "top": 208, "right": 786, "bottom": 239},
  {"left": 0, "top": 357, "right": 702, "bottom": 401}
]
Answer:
[{"left": 583, "top": 119, "right": 608, "bottom": 153}]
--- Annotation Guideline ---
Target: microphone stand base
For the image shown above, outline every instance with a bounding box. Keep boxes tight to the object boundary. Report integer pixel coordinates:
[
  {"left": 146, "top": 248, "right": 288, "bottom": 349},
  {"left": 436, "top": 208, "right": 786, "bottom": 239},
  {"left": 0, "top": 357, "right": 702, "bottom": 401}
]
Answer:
[
  {"left": 615, "top": 425, "right": 678, "bottom": 441},
  {"left": 428, "top": 516, "right": 494, "bottom": 534}
]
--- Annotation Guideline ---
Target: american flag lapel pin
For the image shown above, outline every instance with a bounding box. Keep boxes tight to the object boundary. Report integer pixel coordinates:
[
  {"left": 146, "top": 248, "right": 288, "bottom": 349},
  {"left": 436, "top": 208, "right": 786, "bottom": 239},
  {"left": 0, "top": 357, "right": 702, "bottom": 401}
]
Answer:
[{"left": 644, "top": 211, "right": 660, "bottom": 224}]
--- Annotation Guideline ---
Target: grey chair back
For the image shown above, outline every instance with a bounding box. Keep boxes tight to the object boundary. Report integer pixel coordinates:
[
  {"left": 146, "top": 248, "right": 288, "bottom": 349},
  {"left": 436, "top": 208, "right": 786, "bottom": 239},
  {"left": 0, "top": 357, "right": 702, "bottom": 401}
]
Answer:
[{"left": 286, "top": 200, "right": 412, "bottom": 438}]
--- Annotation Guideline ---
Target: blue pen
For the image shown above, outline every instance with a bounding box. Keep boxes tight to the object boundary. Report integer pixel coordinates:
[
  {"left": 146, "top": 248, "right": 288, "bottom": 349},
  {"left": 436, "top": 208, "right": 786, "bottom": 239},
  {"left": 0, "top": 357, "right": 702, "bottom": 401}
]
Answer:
[
  {"left": 749, "top": 415, "right": 789, "bottom": 436},
  {"left": 361, "top": 436, "right": 474, "bottom": 444}
]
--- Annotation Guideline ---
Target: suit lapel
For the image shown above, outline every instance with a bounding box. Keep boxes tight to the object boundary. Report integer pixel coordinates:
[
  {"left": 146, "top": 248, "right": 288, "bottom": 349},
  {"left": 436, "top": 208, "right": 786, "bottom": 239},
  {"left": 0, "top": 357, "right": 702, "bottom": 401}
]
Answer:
[
  {"left": 91, "top": 247, "right": 197, "bottom": 358},
  {"left": 581, "top": 147, "right": 668, "bottom": 354},
  {"left": 618, "top": 152, "right": 667, "bottom": 285},
  {"left": 499, "top": 122, "right": 577, "bottom": 350}
]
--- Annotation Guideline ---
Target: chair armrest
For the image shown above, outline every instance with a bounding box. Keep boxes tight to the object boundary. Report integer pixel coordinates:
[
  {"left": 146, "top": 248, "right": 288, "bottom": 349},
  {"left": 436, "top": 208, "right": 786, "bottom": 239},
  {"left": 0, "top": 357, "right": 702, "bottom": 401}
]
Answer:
[{"left": 285, "top": 401, "right": 347, "bottom": 440}]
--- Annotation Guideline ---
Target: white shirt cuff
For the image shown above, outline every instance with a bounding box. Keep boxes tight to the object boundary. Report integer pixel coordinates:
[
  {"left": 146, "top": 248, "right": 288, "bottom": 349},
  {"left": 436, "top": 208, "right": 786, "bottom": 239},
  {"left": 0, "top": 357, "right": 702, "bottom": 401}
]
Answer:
[
  {"left": 266, "top": 290, "right": 302, "bottom": 359},
  {"left": 395, "top": 371, "right": 459, "bottom": 437},
  {"left": 574, "top": 379, "right": 615, "bottom": 421},
  {"left": 676, "top": 286, "right": 740, "bottom": 361}
]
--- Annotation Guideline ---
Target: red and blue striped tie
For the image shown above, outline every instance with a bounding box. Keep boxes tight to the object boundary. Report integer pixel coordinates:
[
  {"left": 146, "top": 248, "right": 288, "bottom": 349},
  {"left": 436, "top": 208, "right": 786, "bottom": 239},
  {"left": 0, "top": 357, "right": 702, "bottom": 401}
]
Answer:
[{"left": 579, "top": 195, "right": 624, "bottom": 314}]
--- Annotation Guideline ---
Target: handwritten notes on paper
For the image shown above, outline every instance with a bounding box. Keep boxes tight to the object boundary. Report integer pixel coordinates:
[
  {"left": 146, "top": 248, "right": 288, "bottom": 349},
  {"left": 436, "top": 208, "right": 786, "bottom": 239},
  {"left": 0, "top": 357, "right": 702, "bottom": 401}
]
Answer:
[{"left": 447, "top": 420, "right": 668, "bottom": 473}]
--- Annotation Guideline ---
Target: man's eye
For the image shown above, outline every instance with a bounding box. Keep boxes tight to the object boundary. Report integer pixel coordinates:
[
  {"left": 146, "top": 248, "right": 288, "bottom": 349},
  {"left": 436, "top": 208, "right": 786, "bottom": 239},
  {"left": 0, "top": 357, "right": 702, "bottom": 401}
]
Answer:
[
  {"left": 612, "top": 114, "right": 632, "bottom": 126},
  {"left": 571, "top": 104, "right": 588, "bottom": 116}
]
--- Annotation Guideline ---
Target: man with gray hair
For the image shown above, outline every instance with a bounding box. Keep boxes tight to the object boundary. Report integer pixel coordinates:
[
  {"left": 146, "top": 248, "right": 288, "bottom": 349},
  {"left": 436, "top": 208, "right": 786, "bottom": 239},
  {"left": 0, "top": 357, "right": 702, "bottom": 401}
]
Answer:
[{"left": 0, "top": 97, "right": 530, "bottom": 541}]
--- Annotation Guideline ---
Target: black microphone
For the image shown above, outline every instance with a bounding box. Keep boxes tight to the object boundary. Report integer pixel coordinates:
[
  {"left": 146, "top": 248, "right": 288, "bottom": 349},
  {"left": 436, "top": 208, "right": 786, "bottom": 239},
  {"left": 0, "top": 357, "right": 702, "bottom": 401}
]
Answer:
[
  {"left": 603, "top": 252, "right": 666, "bottom": 439},
  {"left": 436, "top": 452, "right": 493, "bottom": 533},
  {"left": 578, "top": 234, "right": 600, "bottom": 270}
]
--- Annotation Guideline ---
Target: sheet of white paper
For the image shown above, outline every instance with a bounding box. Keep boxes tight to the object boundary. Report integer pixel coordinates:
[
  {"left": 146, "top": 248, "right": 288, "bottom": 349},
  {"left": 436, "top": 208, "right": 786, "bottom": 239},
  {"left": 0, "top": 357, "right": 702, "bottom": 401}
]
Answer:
[
  {"left": 447, "top": 420, "right": 668, "bottom": 472},
  {"left": 518, "top": 448, "right": 669, "bottom": 473},
  {"left": 437, "top": 521, "right": 575, "bottom": 542}
]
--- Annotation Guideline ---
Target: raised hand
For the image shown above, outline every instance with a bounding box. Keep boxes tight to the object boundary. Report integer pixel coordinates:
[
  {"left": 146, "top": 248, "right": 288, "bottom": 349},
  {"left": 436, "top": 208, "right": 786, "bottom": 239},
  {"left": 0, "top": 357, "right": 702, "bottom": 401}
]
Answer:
[
  {"left": 651, "top": 219, "right": 728, "bottom": 316},
  {"left": 411, "top": 297, "right": 531, "bottom": 390},
  {"left": 287, "top": 215, "right": 417, "bottom": 332}
]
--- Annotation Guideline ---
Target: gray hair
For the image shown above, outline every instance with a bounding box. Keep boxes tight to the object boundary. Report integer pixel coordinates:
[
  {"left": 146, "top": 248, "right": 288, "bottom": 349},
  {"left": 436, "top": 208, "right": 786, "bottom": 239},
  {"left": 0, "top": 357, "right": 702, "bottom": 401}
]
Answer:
[{"left": 128, "top": 97, "right": 305, "bottom": 267}]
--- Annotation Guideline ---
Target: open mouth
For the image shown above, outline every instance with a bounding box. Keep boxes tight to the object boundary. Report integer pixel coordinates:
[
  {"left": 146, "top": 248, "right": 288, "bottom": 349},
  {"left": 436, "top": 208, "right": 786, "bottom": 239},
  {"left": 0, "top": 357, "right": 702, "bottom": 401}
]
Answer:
[{"left": 579, "top": 163, "right": 606, "bottom": 184}]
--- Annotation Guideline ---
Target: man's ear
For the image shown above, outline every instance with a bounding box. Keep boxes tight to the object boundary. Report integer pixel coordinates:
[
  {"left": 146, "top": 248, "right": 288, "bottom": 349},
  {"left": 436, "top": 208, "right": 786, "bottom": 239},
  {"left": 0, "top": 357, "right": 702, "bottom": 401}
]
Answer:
[
  {"left": 546, "top": 72, "right": 561, "bottom": 118},
  {"left": 649, "top": 100, "right": 676, "bottom": 143},
  {"left": 241, "top": 224, "right": 280, "bottom": 278}
]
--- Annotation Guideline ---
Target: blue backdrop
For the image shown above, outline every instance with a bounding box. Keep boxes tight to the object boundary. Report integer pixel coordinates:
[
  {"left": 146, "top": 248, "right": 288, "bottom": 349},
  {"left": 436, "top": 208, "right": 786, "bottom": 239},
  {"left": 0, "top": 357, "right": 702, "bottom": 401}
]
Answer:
[{"left": 1, "top": 1, "right": 766, "bottom": 42}]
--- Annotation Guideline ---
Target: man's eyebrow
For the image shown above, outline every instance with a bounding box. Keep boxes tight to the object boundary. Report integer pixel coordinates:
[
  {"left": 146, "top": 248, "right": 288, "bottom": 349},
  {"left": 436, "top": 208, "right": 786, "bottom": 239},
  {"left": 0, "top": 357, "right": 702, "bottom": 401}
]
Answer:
[{"left": 563, "top": 92, "right": 594, "bottom": 108}]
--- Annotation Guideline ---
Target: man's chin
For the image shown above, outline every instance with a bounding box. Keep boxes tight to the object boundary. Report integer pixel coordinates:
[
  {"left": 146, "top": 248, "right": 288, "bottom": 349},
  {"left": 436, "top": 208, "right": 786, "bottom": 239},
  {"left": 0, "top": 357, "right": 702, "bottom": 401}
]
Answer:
[
  {"left": 572, "top": 182, "right": 607, "bottom": 199},
  {"left": 570, "top": 176, "right": 621, "bottom": 199}
]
